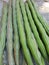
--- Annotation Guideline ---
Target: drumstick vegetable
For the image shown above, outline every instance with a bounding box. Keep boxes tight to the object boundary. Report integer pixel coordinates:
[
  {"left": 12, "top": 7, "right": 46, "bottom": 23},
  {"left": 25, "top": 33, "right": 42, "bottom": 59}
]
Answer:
[
  {"left": 30, "top": 0, "right": 49, "bottom": 36},
  {"left": 16, "top": 0, "right": 33, "bottom": 65},
  {"left": 25, "top": 2, "right": 48, "bottom": 60},
  {"left": 27, "top": 0, "right": 49, "bottom": 55},
  {"left": 12, "top": 0, "right": 20, "bottom": 65},
  {"left": 20, "top": 0, "right": 45, "bottom": 65},
  {"left": 0, "top": 1, "right": 8, "bottom": 65},
  {"left": 7, "top": 0, "right": 15, "bottom": 65}
]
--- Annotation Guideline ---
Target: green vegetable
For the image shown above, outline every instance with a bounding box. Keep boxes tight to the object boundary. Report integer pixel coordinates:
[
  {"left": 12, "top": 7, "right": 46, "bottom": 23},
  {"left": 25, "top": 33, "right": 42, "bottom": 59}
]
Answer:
[
  {"left": 16, "top": 0, "right": 33, "bottom": 65},
  {"left": 27, "top": 0, "right": 49, "bottom": 55},
  {"left": 12, "top": 0, "right": 20, "bottom": 65},
  {"left": 25, "top": 2, "right": 48, "bottom": 60},
  {"left": 0, "top": 1, "right": 8, "bottom": 65},
  {"left": 30, "top": 0, "right": 49, "bottom": 36},
  {"left": 7, "top": 0, "right": 15, "bottom": 65},
  {"left": 20, "top": 0, "right": 45, "bottom": 65}
]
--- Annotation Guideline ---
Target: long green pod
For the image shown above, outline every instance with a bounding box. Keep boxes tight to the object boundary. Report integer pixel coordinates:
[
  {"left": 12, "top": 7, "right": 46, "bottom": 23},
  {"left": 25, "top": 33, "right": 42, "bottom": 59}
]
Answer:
[
  {"left": 7, "top": 0, "right": 15, "bottom": 65},
  {"left": 27, "top": 0, "right": 49, "bottom": 55},
  {"left": 0, "top": 1, "right": 8, "bottom": 65},
  {"left": 30, "top": 0, "right": 49, "bottom": 35},
  {"left": 16, "top": 0, "right": 33, "bottom": 65},
  {"left": 12, "top": 0, "right": 20, "bottom": 65},
  {"left": 20, "top": 0, "right": 45, "bottom": 65},
  {"left": 25, "top": 3, "right": 48, "bottom": 60}
]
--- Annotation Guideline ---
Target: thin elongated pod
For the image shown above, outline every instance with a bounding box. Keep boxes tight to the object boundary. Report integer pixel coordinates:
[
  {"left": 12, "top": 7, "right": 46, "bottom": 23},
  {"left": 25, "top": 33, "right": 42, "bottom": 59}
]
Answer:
[
  {"left": 12, "top": 0, "right": 20, "bottom": 65},
  {"left": 7, "top": 0, "right": 15, "bottom": 65},
  {"left": 25, "top": 2, "right": 48, "bottom": 60},
  {"left": 0, "top": 1, "right": 8, "bottom": 65},
  {"left": 20, "top": 0, "right": 45, "bottom": 65},
  {"left": 27, "top": 0, "right": 49, "bottom": 55},
  {"left": 16, "top": 0, "right": 33, "bottom": 65},
  {"left": 30, "top": 0, "right": 49, "bottom": 36}
]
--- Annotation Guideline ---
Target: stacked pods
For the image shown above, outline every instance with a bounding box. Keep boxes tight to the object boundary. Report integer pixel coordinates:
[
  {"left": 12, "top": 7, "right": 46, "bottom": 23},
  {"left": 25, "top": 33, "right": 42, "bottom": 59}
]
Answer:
[{"left": 0, "top": 0, "right": 49, "bottom": 65}]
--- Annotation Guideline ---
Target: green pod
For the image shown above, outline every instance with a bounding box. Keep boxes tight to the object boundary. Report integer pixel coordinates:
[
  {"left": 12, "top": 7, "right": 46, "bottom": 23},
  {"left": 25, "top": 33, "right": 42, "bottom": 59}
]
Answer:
[
  {"left": 27, "top": 0, "right": 49, "bottom": 55},
  {"left": 30, "top": 0, "right": 49, "bottom": 36},
  {"left": 20, "top": 0, "right": 45, "bottom": 65},
  {"left": 0, "top": 1, "right": 8, "bottom": 65},
  {"left": 12, "top": 0, "right": 20, "bottom": 65},
  {"left": 16, "top": 0, "right": 33, "bottom": 65},
  {"left": 25, "top": 2, "right": 48, "bottom": 60},
  {"left": 7, "top": 0, "right": 15, "bottom": 65}
]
